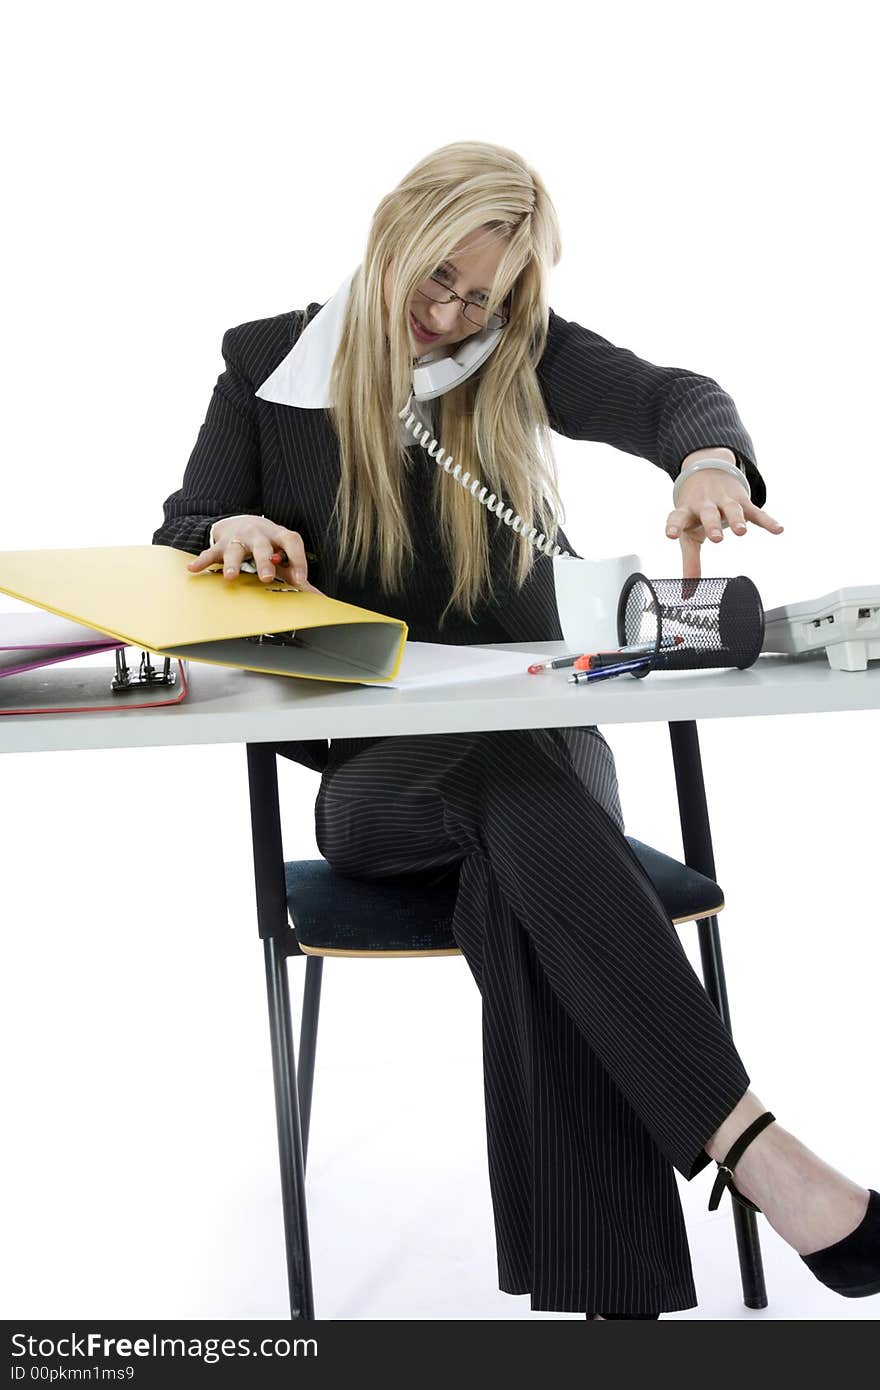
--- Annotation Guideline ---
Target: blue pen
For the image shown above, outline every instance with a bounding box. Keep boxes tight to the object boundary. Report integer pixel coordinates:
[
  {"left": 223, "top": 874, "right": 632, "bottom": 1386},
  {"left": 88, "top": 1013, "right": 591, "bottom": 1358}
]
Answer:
[{"left": 567, "top": 656, "right": 652, "bottom": 685}]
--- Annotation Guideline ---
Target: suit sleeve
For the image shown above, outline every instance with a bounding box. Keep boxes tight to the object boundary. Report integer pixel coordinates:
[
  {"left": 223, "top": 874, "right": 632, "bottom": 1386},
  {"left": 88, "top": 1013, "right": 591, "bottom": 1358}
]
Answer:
[
  {"left": 537, "top": 307, "right": 766, "bottom": 508},
  {"left": 151, "top": 327, "right": 263, "bottom": 554}
]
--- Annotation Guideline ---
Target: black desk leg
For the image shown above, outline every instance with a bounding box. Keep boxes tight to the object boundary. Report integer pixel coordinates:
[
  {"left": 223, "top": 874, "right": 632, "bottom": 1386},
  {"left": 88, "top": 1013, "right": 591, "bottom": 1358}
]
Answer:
[
  {"left": 246, "top": 742, "right": 315, "bottom": 1321},
  {"left": 667, "top": 720, "right": 768, "bottom": 1312}
]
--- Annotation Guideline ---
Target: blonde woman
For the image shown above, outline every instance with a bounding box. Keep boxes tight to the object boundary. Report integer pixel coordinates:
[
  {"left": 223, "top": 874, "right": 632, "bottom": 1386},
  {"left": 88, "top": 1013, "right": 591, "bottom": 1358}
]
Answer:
[{"left": 154, "top": 141, "right": 878, "bottom": 1319}]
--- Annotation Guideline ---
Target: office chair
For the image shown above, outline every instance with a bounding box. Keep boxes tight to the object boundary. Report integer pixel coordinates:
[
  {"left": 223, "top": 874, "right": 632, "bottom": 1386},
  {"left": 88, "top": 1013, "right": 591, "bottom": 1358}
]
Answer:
[{"left": 263, "top": 816, "right": 768, "bottom": 1319}]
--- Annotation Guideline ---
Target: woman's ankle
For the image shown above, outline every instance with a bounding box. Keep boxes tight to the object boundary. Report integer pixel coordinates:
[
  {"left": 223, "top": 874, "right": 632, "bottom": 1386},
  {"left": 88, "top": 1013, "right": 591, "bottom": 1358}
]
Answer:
[
  {"left": 706, "top": 1103, "right": 871, "bottom": 1256},
  {"left": 705, "top": 1089, "right": 769, "bottom": 1164}
]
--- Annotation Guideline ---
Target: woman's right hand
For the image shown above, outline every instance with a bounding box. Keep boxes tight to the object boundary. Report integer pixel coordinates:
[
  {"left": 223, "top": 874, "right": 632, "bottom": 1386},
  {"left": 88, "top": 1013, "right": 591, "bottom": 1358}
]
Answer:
[{"left": 186, "top": 515, "right": 323, "bottom": 592}]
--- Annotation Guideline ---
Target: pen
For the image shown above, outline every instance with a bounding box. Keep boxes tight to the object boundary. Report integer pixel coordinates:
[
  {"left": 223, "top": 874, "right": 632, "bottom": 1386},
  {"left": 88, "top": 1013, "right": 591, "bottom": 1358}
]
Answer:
[
  {"left": 572, "top": 636, "right": 683, "bottom": 672},
  {"left": 568, "top": 657, "right": 653, "bottom": 684},
  {"left": 270, "top": 550, "right": 319, "bottom": 565},
  {"left": 528, "top": 635, "right": 683, "bottom": 673},
  {"left": 527, "top": 652, "right": 584, "bottom": 673}
]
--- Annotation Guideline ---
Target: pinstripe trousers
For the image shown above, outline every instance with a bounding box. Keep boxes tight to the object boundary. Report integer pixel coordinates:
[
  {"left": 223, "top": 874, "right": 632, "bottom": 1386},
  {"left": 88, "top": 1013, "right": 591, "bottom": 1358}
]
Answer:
[{"left": 308, "top": 723, "right": 752, "bottom": 1316}]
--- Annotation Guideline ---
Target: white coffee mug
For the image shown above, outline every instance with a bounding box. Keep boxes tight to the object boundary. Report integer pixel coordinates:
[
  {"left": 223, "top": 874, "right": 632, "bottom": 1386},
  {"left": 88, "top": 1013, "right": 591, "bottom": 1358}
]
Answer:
[{"left": 552, "top": 553, "right": 642, "bottom": 653}]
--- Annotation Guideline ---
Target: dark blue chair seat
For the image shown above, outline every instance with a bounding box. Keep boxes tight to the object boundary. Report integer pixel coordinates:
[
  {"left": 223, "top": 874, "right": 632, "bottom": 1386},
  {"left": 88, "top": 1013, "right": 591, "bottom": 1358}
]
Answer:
[{"left": 284, "top": 838, "right": 724, "bottom": 956}]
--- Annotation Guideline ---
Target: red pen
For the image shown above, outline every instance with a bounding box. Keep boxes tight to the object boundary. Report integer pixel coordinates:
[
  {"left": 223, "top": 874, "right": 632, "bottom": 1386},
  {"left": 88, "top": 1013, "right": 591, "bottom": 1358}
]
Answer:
[{"left": 270, "top": 549, "right": 318, "bottom": 565}]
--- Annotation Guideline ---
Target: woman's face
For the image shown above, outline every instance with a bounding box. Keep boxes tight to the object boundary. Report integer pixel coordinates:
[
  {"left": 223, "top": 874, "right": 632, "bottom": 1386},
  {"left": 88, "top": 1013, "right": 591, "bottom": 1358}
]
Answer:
[{"left": 384, "top": 228, "right": 508, "bottom": 356}]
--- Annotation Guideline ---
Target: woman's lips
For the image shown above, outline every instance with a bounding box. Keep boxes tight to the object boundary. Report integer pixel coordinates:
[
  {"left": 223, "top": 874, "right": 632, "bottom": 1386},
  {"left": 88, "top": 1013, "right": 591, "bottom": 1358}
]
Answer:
[{"left": 409, "top": 311, "right": 441, "bottom": 343}]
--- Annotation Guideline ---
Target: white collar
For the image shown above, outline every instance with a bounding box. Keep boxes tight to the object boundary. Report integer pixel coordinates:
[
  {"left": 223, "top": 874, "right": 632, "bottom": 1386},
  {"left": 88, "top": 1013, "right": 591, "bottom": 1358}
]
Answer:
[
  {"left": 254, "top": 264, "right": 447, "bottom": 410},
  {"left": 254, "top": 266, "right": 358, "bottom": 408}
]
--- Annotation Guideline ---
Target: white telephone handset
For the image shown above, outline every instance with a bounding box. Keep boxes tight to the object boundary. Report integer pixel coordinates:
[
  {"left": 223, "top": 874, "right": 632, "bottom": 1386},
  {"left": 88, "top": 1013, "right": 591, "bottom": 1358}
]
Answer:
[
  {"left": 399, "top": 321, "right": 572, "bottom": 558},
  {"left": 411, "top": 322, "right": 504, "bottom": 401}
]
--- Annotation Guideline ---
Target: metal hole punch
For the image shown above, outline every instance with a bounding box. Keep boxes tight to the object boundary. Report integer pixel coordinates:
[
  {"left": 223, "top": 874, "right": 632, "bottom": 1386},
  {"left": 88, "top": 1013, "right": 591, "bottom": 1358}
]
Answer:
[
  {"left": 111, "top": 648, "right": 177, "bottom": 693},
  {"left": 243, "top": 631, "right": 303, "bottom": 648}
]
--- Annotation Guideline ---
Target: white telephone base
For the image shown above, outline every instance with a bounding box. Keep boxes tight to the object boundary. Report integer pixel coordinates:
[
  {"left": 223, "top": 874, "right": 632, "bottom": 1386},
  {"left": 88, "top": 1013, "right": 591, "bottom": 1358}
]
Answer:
[{"left": 761, "top": 584, "right": 880, "bottom": 671}]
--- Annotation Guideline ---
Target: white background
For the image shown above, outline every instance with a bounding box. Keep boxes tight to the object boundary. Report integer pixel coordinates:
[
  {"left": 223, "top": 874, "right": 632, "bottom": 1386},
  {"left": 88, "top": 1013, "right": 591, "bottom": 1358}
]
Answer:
[{"left": 1, "top": 0, "right": 878, "bottom": 1321}]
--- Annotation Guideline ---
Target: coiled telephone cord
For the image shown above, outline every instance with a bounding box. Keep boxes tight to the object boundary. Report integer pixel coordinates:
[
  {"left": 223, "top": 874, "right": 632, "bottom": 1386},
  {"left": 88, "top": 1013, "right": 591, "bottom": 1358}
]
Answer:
[{"left": 398, "top": 397, "right": 573, "bottom": 559}]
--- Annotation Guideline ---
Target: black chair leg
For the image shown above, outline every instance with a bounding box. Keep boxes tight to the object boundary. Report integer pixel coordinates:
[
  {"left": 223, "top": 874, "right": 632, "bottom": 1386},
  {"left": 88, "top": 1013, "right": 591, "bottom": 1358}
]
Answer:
[
  {"left": 247, "top": 742, "right": 315, "bottom": 1320},
  {"left": 668, "top": 720, "right": 769, "bottom": 1311},
  {"left": 263, "top": 935, "right": 315, "bottom": 1319},
  {"left": 694, "top": 911, "right": 768, "bottom": 1308},
  {"left": 297, "top": 956, "right": 323, "bottom": 1169}
]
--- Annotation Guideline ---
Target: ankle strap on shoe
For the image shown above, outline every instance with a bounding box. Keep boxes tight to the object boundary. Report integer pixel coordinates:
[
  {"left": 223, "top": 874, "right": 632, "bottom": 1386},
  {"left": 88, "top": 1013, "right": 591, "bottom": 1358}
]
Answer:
[{"left": 708, "top": 1110, "right": 776, "bottom": 1212}]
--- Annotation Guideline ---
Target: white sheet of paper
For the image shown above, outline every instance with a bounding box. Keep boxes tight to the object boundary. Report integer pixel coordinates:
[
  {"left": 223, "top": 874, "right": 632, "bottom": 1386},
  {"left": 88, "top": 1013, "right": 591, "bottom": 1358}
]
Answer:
[
  {"left": 0, "top": 610, "right": 122, "bottom": 650},
  {"left": 361, "top": 640, "right": 548, "bottom": 690}
]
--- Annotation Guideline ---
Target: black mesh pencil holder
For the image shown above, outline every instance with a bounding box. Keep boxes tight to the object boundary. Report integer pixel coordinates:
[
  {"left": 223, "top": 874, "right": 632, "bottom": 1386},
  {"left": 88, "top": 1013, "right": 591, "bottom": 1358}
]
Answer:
[{"left": 616, "top": 575, "right": 765, "bottom": 676}]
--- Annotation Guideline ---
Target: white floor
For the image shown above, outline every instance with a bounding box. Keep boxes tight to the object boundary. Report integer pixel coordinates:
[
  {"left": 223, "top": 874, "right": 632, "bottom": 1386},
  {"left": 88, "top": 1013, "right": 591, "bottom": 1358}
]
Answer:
[{"left": 1, "top": 716, "right": 878, "bottom": 1321}]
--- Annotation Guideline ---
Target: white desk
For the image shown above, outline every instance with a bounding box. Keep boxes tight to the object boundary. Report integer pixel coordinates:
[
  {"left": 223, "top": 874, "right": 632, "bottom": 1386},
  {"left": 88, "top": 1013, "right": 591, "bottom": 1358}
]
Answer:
[
  {"left": 3, "top": 643, "right": 879, "bottom": 1319},
  {"left": 2, "top": 644, "right": 878, "bottom": 755}
]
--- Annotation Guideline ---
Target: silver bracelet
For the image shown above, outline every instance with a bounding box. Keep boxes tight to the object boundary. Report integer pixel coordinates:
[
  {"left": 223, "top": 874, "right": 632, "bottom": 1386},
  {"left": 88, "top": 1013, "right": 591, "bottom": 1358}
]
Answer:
[{"left": 672, "top": 457, "right": 751, "bottom": 509}]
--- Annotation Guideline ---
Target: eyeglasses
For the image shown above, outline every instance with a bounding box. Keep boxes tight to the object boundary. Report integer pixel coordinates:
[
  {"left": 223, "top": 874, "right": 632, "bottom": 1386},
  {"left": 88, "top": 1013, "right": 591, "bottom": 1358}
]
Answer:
[{"left": 413, "top": 271, "right": 509, "bottom": 332}]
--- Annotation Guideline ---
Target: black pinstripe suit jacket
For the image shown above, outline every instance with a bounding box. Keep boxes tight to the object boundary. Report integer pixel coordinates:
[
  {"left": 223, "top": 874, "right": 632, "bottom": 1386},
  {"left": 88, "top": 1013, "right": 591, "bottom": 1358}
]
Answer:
[{"left": 152, "top": 301, "right": 765, "bottom": 647}]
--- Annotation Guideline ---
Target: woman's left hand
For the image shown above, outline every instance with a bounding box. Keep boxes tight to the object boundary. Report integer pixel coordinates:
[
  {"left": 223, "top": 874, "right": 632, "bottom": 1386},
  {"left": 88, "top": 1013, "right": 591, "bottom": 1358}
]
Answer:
[{"left": 665, "top": 469, "right": 784, "bottom": 580}]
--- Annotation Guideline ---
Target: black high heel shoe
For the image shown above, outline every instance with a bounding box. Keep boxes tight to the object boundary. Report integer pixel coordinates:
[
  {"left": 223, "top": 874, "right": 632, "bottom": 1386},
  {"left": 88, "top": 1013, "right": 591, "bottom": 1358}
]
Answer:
[
  {"left": 709, "top": 1109, "right": 880, "bottom": 1298},
  {"left": 801, "top": 1190, "right": 880, "bottom": 1298}
]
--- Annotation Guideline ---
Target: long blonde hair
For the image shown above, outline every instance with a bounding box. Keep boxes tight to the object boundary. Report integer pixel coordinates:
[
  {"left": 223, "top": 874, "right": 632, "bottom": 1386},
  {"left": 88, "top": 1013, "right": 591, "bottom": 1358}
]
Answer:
[{"left": 328, "top": 140, "right": 565, "bottom": 626}]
